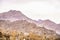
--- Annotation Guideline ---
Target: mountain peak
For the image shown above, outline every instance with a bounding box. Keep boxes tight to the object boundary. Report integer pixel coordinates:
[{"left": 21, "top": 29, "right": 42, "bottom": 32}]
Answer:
[
  {"left": 8, "top": 10, "right": 22, "bottom": 14},
  {"left": 0, "top": 10, "right": 29, "bottom": 21},
  {"left": 43, "top": 19, "right": 55, "bottom": 24},
  {"left": 9, "top": 10, "right": 16, "bottom": 12},
  {"left": 44, "top": 19, "right": 52, "bottom": 22},
  {"left": 9, "top": 10, "right": 20, "bottom": 12}
]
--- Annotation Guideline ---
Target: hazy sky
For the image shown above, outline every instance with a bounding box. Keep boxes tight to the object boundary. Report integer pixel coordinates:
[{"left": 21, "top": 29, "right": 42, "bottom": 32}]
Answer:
[{"left": 0, "top": 0, "right": 60, "bottom": 23}]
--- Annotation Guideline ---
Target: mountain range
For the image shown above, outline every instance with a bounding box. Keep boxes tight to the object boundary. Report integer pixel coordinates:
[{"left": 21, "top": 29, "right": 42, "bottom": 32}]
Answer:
[{"left": 0, "top": 10, "right": 60, "bottom": 35}]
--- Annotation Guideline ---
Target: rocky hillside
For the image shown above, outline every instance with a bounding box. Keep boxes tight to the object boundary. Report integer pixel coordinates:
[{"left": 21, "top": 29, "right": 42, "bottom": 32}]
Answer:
[
  {"left": 0, "top": 20, "right": 57, "bottom": 36},
  {"left": 36, "top": 19, "right": 60, "bottom": 34},
  {"left": 0, "top": 10, "right": 30, "bottom": 21},
  {"left": 0, "top": 10, "right": 59, "bottom": 37}
]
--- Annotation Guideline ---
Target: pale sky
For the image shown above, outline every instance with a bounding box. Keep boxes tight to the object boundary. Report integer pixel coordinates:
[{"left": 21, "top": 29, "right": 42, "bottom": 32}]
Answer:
[{"left": 0, "top": 0, "right": 60, "bottom": 23}]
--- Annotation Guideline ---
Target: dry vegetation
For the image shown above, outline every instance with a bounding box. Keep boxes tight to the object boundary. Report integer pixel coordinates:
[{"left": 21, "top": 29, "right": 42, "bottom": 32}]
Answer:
[
  {"left": 0, "top": 20, "right": 59, "bottom": 40},
  {"left": 0, "top": 29, "right": 59, "bottom": 40}
]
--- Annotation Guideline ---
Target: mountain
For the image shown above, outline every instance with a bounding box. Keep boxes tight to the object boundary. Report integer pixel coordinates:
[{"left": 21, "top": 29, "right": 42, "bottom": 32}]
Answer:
[
  {"left": 35, "top": 19, "right": 43, "bottom": 24},
  {"left": 0, "top": 10, "right": 39, "bottom": 25},
  {"left": 0, "top": 10, "right": 60, "bottom": 35},
  {"left": 9, "top": 20, "right": 57, "bottom": 35},
  {"left": 37, "top": 19, "right": 60, "bottom": 34},
  {"left": 0, "top": 20, "right": 57, "bottom": 37},
  {"left": 0, "top": 10, "right": 30, "bottom": 21}
]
